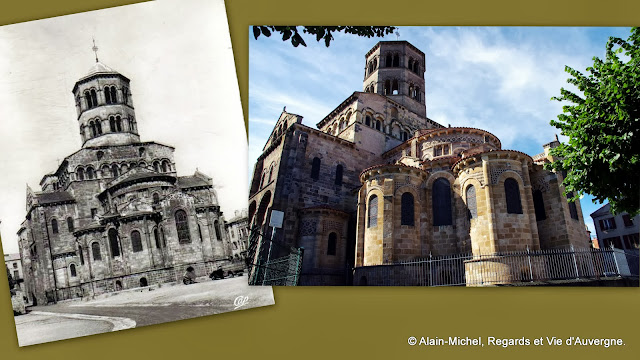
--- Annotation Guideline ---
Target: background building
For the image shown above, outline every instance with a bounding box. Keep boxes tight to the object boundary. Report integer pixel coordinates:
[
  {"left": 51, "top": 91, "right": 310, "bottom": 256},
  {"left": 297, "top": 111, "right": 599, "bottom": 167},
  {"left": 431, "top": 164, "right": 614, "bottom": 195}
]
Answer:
[
  {"left": 225, "top": 209, "right": 249, "bottom": 262},
  {"left": 249, "top": 40, "right": 592, "bottom": 285},
  {"left": 18, "top": 60, "right": 234, "bottom": 305},
  {"left": 5, "top": 253, "right": 25, "bottom": 294},
  {"left": 590, "top": 203, "right": 640, "bottom": 250}
]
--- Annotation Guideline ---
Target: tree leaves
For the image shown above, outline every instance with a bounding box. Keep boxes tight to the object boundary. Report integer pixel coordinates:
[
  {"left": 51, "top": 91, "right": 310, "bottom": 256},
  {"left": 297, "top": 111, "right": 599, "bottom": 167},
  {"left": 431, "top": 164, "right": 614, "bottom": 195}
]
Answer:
[
  {"left": 546, "top": 27, "right": 640, "bottom": 215},
  {"left": 251, "top": 26, "right": 396, "bottom": 48}
]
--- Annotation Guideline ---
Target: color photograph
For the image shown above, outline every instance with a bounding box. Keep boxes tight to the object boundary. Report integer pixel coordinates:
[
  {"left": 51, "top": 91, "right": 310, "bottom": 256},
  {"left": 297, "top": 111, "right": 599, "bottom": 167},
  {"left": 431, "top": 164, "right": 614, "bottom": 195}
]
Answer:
[{"left": 247, "top": 26, "right": 639, "bottom": 286}]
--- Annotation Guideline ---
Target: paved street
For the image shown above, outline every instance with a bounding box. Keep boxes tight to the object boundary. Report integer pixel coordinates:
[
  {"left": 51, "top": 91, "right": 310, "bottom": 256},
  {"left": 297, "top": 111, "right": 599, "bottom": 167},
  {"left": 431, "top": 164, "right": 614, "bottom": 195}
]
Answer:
[{"left": 14, "top": 277, "right": 274, "bottom": 345}]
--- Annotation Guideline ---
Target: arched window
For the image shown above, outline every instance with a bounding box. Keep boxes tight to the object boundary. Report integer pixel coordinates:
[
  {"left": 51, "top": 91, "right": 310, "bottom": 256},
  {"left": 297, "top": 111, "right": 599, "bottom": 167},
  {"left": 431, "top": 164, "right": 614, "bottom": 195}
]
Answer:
[
  {"left": 466, "top": 185, "right": 477, "bottom": 220},
  {"left": 162, "top": 160, "right": 172, "bottom": 172},
  {"left": 153, "top": 227, "right": 160, "bottom": 248},
  {"left": 433, "top": 178, "right": 452, "bottom": 226},
  {"left": 85, "top": 91, "right": 93, "bottom": 108},
  {"left": 153, "top": 192, "right": 160, "bottom": 205},
  {"left": 95, "top": 120, "right": 102, "bottom": 134},
  {"left": 91, "top": 89, "right": 98, "bottom": 107},
  {"left": 368, "top": 195, "right": 378, "bottom": 228},
  {"left": 67, "top": 217, "right": 74, "bottom": 232},
  {"left": 105, "top": 86, "right": 112, "bottom": 104},
  {"left": 311, "top": 157, "right": 321, "bottom": 180},
  {"left": 92, "top": 242, "right": 102, "bottom": 261},
  {"left": 392, "top": 79, "right": 399, "bottom": 95},
  {"left": 161, "top": 161, "right": 167, "bottom": 172},
  {"left": 375, "top": 120, "right": 381, "bottom": 131},
  {"left": 385, "top": 53, "right": 392, "bottom": 67},
  {"left": 414, "top": 87, "right": 420, "bottom": 101},
  {"left": 78, "top": 245, "right": 84, "bottom": 265},
  {"left": 214, "top": 220, "right": 222, "bottom": 240},
  {"left": 259, "top": 172, "right": 266, "bottom": 188},
  {"left": 77, "top": 168, "right": 85, "bottom": 181},
  {"left": 504, "top": 178, "right": 523, "bottom": 214},
  {"left": 384, "top": 79, "right": 391, "bottom": 95},
  {"left": 401, "top": 192, "right": 415, "bottom": 226},
  {"left": 70, "top": 264, "right": 77, "bottom": 277},
  {"left": 365, "top": 115, "right": 371, "bottom": 126},
  {"left": 116, "top": 116, "right": 122, "bottom": 132},
  {"left": 393, "top": 54, "right": 399, "bottom": 67},
  {"left": 327, "top": 232, "right": 337, "bottom": 255},
  {"left": 110, "top": 86, "right": 117, "bottom": 103},
  {"left": 401, "top": 131, "right": 408, "bottom": 141},
  {"left": 51, "top": 219, "right": 59, "bottom": 234},
  {"left": 265, "top": 166, "right": 272, "bottom": 183},
  {"left": 532, "top": 190, "right": 546, "bottom": 220},
  {"left": 90, "top": 121, "right": 96, "bottom": 137},
  {"left": 160, "top": 227, "right": 166, "bottom": 247},
  {"left": 567, "top": 192, "right": 579, "bottom": 220},
  {"left": 175, "top": 210, "right": 191, "bottom": 244},
  {"left": 111, "top": 164, "right": 119, "bottom": 178},
  {"left": 122, "top": 87, "right": 129, "bottom": 104},
  {"left": 153, "top": 161, "right": 160, "bottom": 172},
  {"left": 198, "top": 224, "right": 203, "bottom": 242},
  {"left": 108, "top": 228, "right": 120, "bottom": 257},
  {"left": 335, "top": 165, "right": 343, "bottom": 186},
  {"left": 109, "top": 116, "right": 116, "bottom": 132},
  {"left": 86, "top": 167, "right": 94, "bottom": 180},
  {"left": 131, "top": 230, "right": 143, "bottom": 252}
]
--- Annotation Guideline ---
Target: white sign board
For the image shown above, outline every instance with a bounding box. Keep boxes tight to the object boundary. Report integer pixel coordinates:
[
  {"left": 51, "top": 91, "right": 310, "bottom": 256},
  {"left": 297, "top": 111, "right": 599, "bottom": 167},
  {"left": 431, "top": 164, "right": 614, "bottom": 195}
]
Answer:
[{"left": 269, "top": 210, "right": 284, "bottom": 228}]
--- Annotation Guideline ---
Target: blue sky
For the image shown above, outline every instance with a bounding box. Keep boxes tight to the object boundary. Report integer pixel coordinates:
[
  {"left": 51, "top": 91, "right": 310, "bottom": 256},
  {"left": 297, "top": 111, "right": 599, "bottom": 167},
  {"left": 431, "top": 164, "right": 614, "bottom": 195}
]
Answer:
[{"left": 249, "top": 26, "right": 633, "bottom": 239}]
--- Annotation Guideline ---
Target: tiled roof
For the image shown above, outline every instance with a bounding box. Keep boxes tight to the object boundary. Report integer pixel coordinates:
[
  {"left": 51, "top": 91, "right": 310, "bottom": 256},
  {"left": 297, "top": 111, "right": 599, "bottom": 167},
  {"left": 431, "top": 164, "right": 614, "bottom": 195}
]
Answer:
[
  {"left": 590, "top": 203, "right": 611, "bottom": 218},
  {"left": 177, "top": 175, "right": 211, "bottom": 188},
  {"left": 36, "top": 191, "right": 75, "bottom": 205}
]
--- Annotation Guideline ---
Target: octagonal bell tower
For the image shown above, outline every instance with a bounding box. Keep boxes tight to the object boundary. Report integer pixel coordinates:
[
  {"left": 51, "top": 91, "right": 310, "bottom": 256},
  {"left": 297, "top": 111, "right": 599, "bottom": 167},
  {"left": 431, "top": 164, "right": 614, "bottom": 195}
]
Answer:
[
  {"left": 362, "top": 41, "right": 426, "bottom": 117},
  {"left": 72, "top": 47, "right": 140, "bottom": 147}
]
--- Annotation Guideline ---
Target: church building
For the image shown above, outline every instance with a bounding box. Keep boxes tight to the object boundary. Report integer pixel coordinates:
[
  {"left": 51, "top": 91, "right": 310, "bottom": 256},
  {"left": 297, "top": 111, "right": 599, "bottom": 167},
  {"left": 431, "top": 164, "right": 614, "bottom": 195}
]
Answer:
[
  {"left": 18, "top": 58, "right": 233, "bottom": 305},
  {"left": 249, "top": 40, "right": 591, "bottom": 285}
]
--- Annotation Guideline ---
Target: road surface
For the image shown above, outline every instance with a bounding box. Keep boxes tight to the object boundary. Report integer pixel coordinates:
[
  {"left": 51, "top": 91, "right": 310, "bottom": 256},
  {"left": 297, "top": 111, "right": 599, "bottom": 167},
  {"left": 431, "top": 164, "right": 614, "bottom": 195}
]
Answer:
[{"left": 14, "top": 277, "right": 274, "bottom": 345}]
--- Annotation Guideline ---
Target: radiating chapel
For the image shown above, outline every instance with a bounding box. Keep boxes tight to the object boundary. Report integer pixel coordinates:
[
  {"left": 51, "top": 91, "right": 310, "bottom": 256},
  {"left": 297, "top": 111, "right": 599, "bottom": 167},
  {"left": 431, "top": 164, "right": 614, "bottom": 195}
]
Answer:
[
  {"left": 249, "top": 40, "right": 590, "bottom": 285},
  {"left": 18, "top": 57, "right": 233, "bottom": 304}
]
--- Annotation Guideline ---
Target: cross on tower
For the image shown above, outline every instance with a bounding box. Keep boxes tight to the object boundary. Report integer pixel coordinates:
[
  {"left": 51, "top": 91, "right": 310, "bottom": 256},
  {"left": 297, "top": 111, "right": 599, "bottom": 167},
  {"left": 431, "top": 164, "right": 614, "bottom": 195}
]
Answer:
[
  {"left": 395, "top": 31, "right": 400, "bottom": 40},
  {"left": 92, "top": 38, "right": 99, "bottom": 63}
]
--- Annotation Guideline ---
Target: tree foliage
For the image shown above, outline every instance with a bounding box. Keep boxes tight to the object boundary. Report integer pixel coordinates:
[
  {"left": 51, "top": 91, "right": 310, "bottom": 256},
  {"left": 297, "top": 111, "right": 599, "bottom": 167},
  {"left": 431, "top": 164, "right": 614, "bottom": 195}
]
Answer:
[
  {"left": 547, "top": 27, "right": 639, "bottom": 215},
  {"left": 252, "top": 26, "right": 397, "bottom": 47}
]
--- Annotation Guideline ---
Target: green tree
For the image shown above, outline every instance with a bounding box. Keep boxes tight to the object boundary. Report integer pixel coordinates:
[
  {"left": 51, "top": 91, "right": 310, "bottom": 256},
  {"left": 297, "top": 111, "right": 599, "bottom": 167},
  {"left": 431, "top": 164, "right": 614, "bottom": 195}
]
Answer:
[
  {"left": 547, "top": 27, "right": 639, "bottom": 215},
  {"left": 252, "top": 26, "right": 396, "bottom": 47}
]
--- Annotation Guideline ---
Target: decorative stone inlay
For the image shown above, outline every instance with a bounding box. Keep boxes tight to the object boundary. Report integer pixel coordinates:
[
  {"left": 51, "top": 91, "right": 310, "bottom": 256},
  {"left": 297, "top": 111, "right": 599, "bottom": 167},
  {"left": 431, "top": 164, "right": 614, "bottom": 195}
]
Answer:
[
  {"left": 300, "top": 220, "right": 317, "bottom": 236},
  {"left": 421, "top": 134, "right": 487, "bottom": 148},
  {"left": 323, "top": 220, "right": 343, "bottom": 233},
  {"left": 490, "top": 167, "right": 522, "bottom": 185},
  {"left": 531, "top": 175, "right": 551, "bottom": 192}
]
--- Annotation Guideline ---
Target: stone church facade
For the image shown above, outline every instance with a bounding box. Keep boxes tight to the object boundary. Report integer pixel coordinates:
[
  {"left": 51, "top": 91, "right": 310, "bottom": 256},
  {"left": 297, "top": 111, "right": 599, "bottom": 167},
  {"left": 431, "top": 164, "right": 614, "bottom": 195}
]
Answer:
[
  {"left": 249, "top": 40, "right": 591, "bottom": 285},
  {"left": 18, "top": 61, "right": 232, "bottom": 305}
]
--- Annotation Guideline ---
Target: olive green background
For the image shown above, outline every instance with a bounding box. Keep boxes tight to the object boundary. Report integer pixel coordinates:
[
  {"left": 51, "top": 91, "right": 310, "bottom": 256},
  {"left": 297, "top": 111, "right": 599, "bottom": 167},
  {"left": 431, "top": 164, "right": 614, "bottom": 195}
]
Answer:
[{"left": 1, "top": 0, "right": 638, "bottom": 359}]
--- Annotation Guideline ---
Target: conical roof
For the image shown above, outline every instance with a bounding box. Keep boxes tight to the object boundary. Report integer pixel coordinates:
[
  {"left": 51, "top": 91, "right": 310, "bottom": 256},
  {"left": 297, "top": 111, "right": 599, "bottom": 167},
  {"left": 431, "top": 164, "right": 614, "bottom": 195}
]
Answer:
[{"left": 86, "top": 61, "right": 117, "bottom": 76}]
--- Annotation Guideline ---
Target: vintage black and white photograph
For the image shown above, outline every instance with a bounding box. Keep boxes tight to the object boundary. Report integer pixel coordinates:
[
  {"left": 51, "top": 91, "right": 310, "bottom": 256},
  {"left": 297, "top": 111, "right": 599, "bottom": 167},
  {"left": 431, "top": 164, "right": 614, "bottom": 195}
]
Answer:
[
  {"left": 247, "top": 26, "right": 639, "bottom": 286},
  {"left": 0, "top": 0, "right": 274, "bottom": 346}
]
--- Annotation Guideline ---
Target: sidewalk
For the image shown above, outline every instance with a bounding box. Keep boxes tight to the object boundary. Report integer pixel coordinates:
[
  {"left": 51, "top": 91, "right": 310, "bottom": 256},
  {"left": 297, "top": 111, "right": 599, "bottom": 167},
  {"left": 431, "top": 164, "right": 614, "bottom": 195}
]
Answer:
[{"left": 14, "top": 312, "right": 135, "bottom": 346}]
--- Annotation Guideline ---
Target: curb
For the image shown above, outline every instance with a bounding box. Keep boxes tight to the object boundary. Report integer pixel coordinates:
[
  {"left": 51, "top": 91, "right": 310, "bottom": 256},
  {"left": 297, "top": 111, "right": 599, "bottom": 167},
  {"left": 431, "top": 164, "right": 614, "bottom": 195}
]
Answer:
[{"left": 29, "top": 311, "right": 137, "bottom": 331}]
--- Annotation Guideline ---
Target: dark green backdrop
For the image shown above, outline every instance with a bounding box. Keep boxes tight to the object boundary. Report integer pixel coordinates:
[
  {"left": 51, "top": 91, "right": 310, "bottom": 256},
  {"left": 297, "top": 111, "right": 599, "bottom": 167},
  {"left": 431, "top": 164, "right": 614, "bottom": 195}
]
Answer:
[{"left": 1, "top": 1, "right": 638, "bottom": 359}]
